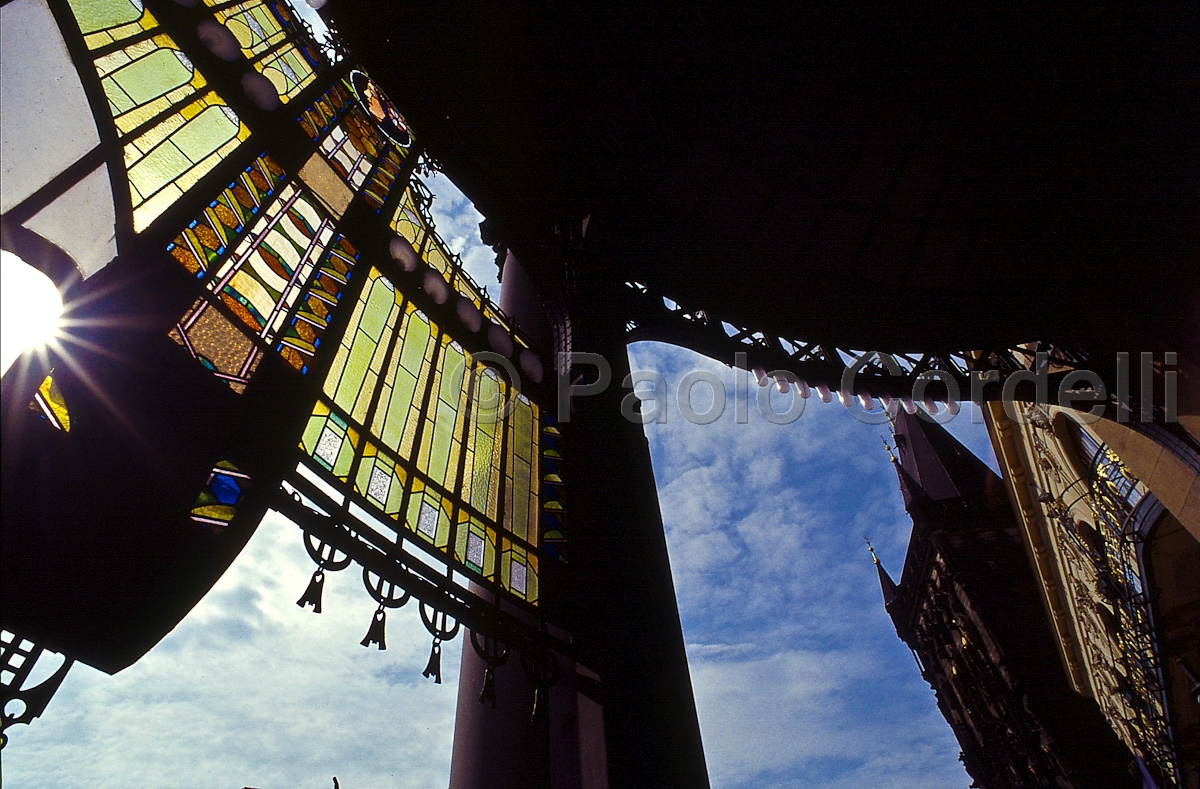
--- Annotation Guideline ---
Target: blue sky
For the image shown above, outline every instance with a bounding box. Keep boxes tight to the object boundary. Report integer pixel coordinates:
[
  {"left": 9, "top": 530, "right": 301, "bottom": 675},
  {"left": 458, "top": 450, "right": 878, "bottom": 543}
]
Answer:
[
  {"left": 629, "top": 342, "right": 985, "bottom": 789},
  {"left": 3, "top": 177, "right": 998, "bottom": 788}
]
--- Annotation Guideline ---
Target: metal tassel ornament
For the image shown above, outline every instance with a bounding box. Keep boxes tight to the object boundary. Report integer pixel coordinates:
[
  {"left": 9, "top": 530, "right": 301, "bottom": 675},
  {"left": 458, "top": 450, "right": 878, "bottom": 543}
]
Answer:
[
  {"left": 360, "top": 605, "right": 387, "bottom": 650},
  {"left": 296, "top": 568, "right": 325, "bottom": 613},
  {"left": 422, "top": 639, "right": 442, "bottom": 684},
  {"left": 479, "top": 665, "right": 497, "bottom": 708}
]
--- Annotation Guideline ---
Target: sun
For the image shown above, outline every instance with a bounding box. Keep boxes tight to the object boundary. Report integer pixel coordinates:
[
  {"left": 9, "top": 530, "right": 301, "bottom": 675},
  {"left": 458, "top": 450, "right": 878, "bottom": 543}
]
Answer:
[{"left": 1, "top": 249, "right": 64, "bottom": 377}]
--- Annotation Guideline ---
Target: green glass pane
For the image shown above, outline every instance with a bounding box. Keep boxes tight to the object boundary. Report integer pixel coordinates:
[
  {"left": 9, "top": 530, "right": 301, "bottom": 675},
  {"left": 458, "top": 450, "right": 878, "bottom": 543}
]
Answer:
[
  {"left": 174, "top": 106, "right": 239, "bottom": 161},
  {"left": 398, "top": 314, "right": 430, "bottom": 373},
  {"left": 67, "top": 0, "right": 142, "bottom": 34},
  {"left": 513, "top": 397, "right": 533, "bottom": 461},
  {"left": 426, "top": 400, "right": 456, "bottom": 484},
  {"left": 329, "top": 277, "right": 394, "bottom": 414},
  {"left": 112, "top": 48, "right": 191, "bottom": 107},
  {"left": 128, "top": 141, "right": 190, "bottom": 196}
]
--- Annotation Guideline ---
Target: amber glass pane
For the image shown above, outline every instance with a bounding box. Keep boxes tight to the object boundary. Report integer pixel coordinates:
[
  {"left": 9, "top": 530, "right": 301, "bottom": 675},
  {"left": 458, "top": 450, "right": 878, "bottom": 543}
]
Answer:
[
  {"left": 169, "top": 154, "right": 285, "bottom": 279},
  {"left": 168, "top": 297, "right": 263, "bottom": 393}
]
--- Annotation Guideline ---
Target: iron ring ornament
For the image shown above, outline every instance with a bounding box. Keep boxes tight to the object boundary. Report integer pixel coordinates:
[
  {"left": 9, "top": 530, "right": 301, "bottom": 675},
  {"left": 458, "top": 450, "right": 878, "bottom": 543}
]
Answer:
[
  {"left": 471, "top": 629, "right": 511, "bottom": 709},
  {"left": 304, "top": 531, "right": 353, "bottom": 571},
  {"left": 420, "top": 603, "right": 460, "bottom": 686},
  {"left": 521, "top": 640, "right": 562, "bottom": 724},
  {"left": 297, "top": 535, "right": 352, "bottom": 614},
  {"left": 359, "top": 568, "right": 412, "bottom": 651}
]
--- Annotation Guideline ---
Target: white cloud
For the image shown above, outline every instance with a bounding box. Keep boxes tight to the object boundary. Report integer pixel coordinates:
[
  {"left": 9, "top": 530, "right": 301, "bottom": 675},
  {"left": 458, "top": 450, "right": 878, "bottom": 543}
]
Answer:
[
  {"left": 630, "top": 341, "right": 976, "bottom": 789},
  {"left": 6, "top": 339, "right": 994, "bottom": 788},
  {"left": 419, "top": 172, "right": 500, "bottom": 300},
  {"left": 4, "top": 511, "right": 460, "bottom": 789}
]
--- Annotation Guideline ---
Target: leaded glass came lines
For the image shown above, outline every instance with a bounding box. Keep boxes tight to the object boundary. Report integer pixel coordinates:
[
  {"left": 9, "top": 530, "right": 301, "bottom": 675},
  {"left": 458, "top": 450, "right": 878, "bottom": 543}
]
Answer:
[
  {"left": 455, "top": 513, "right": 496, "bottom": 578},
  {"left": 209, "top": 0, "right": 288, "bottom": 58},
  {"left": 505, "top": 394, "right": 539, "bottom": 545},
  {"left": 169, "top": 154, "right": 284, "bottom": 278},
  {"left": 320, "top": 108, "right": 383, "bottom": 192},
  {"left": 390, "top": 186, "right": 426, "bottom": 248},
  {"left": 278, "top": 235, "right": 359, "bottom": 373},
  {"left": 28, "top": 375, "right": 71, "bottom": 432},
  {"left": 371, "top": 303, "right": 435, "bottom": 455},
  {"left": 301, "top": 401, "right": 358, "bottom": 480},
  {"left": 190, "top": 461, "right": 250, "bottom": 529},
  {"left": 169, "top": 297, "right": 263, "bottom": 393},
  {"left": 256, "top": 43, "right": 316, "bottom": 102},
  {"left": 95, "top": 35, "right": 205, "bottom": 135},
  {"left": 415, "top": 336, "right": 468, "bottom": 492},
  {"left": 299, "top": 82, "right": 353, "bottom": 141},
  {"left": 465, "top": 367, "right": 504, "bottom": 519},
  {"left": 62, "top": 0, "right": 252, "bottom": 233},
  {"left": 354, "top": 442, "right": 408, "bottom": 516},
  {"left": 205, "top": 0, "right": 317, "bottom": 103},
  {"left": 67, "top": 0, "right": 157, "bottom": 50},
  {"left": 322, "top": 269, "right": 403, "bottom": 422},
  {"left": 208, "top": 183, "right": 334, "bottom": 343},
  {"left": 126, "top": 94, "right": 250, "bottom": 231}
]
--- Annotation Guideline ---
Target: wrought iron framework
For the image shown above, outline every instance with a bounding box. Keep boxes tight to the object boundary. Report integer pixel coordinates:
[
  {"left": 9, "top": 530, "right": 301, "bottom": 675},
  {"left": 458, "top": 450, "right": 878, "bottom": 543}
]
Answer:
[
  {"left": 618, "top": 279, "right": 1185, "bottom": 426},
  {"left": 0, "top": 631, "right": 74, "bottom": 749}
]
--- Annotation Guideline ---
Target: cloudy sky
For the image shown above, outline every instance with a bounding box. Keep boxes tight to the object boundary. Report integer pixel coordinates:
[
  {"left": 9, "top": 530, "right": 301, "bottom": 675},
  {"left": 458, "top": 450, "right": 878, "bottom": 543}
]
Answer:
[{"left": 3, "top": 175, "right": 998, "bottom": 788}]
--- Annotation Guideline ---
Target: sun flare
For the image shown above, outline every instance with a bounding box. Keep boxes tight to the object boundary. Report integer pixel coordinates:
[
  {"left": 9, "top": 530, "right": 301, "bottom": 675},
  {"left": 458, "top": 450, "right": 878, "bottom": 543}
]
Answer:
[{"left": 1, "top": 250, "right": 64, "bottom": 377}]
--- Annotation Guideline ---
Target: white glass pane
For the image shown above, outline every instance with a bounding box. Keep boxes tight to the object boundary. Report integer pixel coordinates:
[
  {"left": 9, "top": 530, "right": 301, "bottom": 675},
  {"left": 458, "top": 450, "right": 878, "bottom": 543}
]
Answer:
[
  {"left": 1, "top": 0, "right": 102, "bottom": 214},
  {"left": 24, "top": 164, "right": 118, "bottom": 278}
]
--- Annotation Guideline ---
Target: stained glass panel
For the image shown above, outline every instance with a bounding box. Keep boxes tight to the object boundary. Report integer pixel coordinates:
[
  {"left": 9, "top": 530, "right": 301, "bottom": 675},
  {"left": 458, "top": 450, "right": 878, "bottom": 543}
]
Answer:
[
  {"left": 126, "top": 93, "right": 251, "bottom": 231},
  {"left": 298, "top": 82, "right": 353, "bottom": 142},
  {"left": 277, "top": 235, "right": 359, "bottom": 373},
  {"left": 362, "top": 147, "right": 403, "bottom": 212},
  {"left": 322, "top": 269, "right": 403, "bottom": 422},
  {"left": 464, "top": 366, "right": 505, "bottom": 519},
  {"left": 405, "top": 479, "right": 451, "bottom": 549},
  {"left": 190, "top": 461, "right": 251, "bottom": 529},
  {"left": 208, "top": 183, "right": 334, "bottom": 343},
  {"left": 415, "top": 337, "right": 469, "bottom": 492},
  {"left": 255, "top": 43, "right": 316, "bottom": 103},
  {"left": 423, "top": 235, "right": 452, "bottom": 280},
  {"left": 319, "top": 108, "right": 383, "bottom": 192},
  {"left": 504, "top": 394, "right": 539, "bottom": 544},
  {"left": 500, "top": 540, "right": 538, "bottom": 603},
  {"left": 28, "top": 374, "right": 71, "bottom": 432},
  {"left": 390, "top": 186, "right": 426, "bottom": 248},
  {"left": 169, "top": 297, "right": 264, "bottom": 393},
  {"left": 370, "top": 303, "right": 435, "bottom": 457},
  {"left": 66, "top": 0, "right": 158, "bottom": 50},
  {"left": 353, "top": 441, "right": 408, "bottom": 517},
  {"left": 169, "top": 154, "right": 284, "bottom": 279},
  {"left": 454, "top": 513, "right": 496, "bottom": 579},
  {"left": 300, "top": 401, "right": 359, "bottom": 480},
  {"left": 208, "top": 0, "right": 288, "bottom": 58},
  {"left": 95, "top": 35, "right": 205, "bottom": 136},
  {"left": 204, "top": 0, "right": 316, "bottom": 103},
  {"left": 347, "top": 69, "right": 413, "bottom": 151}
]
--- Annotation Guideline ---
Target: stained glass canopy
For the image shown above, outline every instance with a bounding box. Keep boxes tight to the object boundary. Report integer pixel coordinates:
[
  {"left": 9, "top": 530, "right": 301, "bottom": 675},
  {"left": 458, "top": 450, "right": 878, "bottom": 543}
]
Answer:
[{"left": 1, "top": 0, "right": 563, "bottom": 699}]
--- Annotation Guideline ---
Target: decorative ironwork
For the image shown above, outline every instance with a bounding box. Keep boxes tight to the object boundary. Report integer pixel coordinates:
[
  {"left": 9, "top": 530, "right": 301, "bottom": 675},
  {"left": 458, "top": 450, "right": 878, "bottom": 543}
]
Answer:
[
  {"left": 359, "top": 568, "right": 411, "bottom": 650},
  {"left": 274, "top": 479, "right": 570, "bottom": 679},
  {"left": 619, "top": 280, "right": 1113, "bottom": 412},
  {"left": 1, "top": 631, "right": 74, "bottom": 749},
  {"left": 471, "top": 630, "right": 509, "bottom": 709}
]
